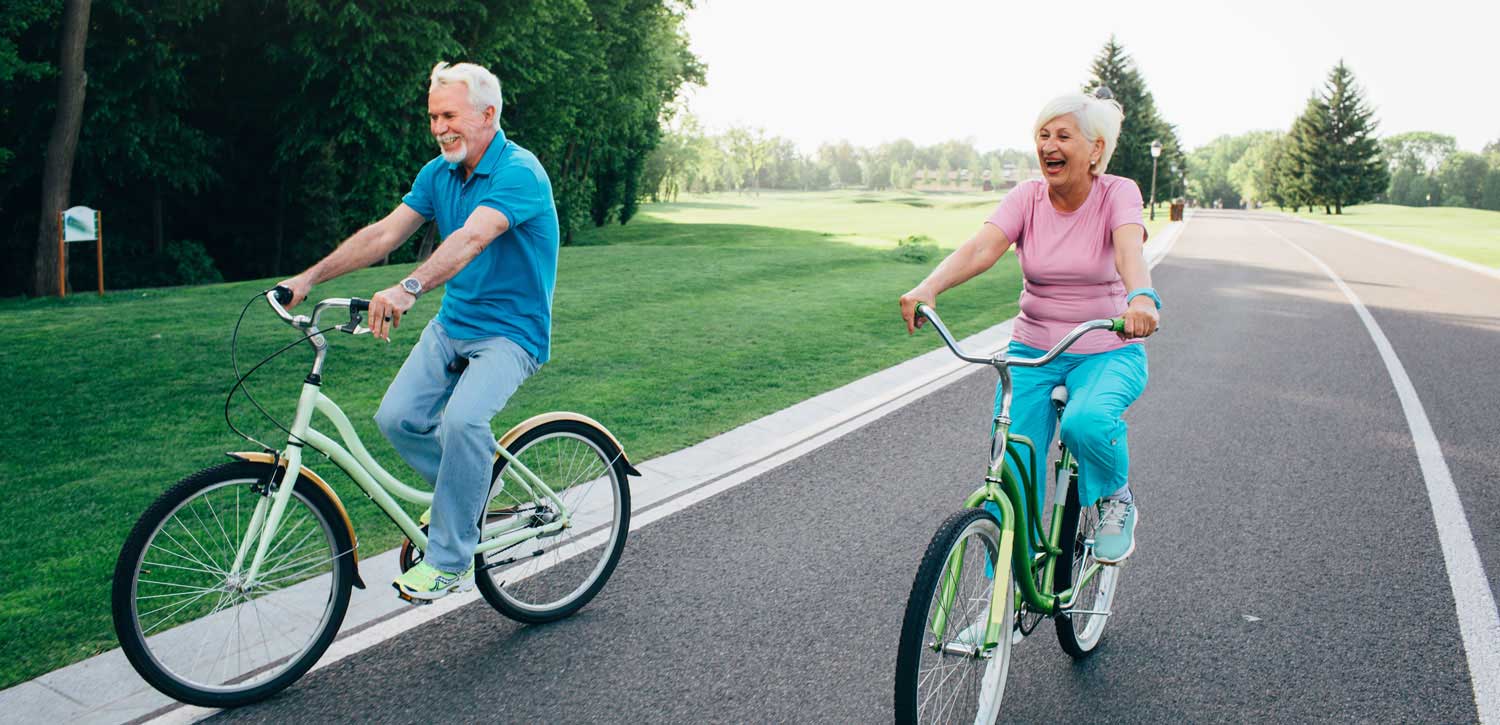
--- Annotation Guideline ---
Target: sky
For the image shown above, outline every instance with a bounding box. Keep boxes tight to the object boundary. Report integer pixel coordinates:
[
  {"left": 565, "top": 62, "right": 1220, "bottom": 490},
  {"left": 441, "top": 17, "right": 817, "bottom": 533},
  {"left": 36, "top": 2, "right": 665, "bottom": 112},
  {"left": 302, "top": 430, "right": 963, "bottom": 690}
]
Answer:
[{"left": 678, "top": 0, "right": 1497, "bottom": 155}]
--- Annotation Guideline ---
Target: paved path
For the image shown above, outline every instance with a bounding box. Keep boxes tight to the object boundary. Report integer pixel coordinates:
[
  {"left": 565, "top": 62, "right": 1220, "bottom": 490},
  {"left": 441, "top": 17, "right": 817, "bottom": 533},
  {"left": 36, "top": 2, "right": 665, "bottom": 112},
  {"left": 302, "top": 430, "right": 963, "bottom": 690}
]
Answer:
[{"left": 11, "top": 210, "right": 1500, "bottom": 723}]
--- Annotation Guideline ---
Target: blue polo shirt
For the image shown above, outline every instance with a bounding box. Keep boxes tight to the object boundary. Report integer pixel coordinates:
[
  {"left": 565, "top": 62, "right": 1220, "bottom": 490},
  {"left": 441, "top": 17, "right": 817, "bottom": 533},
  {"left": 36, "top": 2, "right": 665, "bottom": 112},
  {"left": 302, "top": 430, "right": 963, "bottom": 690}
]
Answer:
[{"left": 401, "top": 130, "right": 559, "bottom": 363}]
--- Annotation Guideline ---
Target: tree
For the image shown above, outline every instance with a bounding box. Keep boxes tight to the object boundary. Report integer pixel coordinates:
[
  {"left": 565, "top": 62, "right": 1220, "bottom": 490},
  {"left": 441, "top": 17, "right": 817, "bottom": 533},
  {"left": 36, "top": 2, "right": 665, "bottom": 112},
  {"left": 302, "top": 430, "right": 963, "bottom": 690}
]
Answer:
[
  {"left": 1380, "top": 132, "right": 1456, "bottom": 175},
  {"left": 724, "top": 126, "right": 773, "bottom": 194},
  {"left": 31, "top": 0, "right": 90, "bottom": 297},
  {"left": 1436, "top": 152, "right": 1489, "bottom": 208},
  {"left": 1082, "top": 36, "right": 1185, "bottom": 202},
  {"left": 1311, "top": 61, "right": 1385, "bottom": 214},
  {"left": 1227, "top": 131, "right": 1282, "bottom": 205},
  {"left": 1279, "top": 97, "right": 1324, "bottom": 212}
]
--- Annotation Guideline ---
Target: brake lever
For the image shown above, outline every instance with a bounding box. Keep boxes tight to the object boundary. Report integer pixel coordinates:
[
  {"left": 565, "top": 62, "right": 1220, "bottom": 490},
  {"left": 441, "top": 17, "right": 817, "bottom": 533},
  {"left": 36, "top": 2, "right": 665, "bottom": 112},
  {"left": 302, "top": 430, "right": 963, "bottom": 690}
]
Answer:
[{"left": 337, "top": 306, "right": 368, "bottom": 335}]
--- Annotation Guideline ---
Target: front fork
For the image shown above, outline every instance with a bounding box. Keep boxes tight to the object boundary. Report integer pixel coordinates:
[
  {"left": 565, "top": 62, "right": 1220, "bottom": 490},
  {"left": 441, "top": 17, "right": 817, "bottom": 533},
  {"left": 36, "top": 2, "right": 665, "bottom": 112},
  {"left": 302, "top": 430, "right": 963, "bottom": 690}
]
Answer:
[{"left": 230, "top": 381, "right": 321, "bottom": 584}]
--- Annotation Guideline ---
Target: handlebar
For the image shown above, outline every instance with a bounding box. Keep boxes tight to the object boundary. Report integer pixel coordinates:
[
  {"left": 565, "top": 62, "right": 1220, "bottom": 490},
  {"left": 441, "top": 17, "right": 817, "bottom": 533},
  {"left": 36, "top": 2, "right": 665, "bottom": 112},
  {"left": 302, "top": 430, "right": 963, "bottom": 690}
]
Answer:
[
  {"left": 267, "top": 286, "right": 371, "bottom": 335},
  {"left": 914, "top": 302, "right": 1124, "bottom": 369}
]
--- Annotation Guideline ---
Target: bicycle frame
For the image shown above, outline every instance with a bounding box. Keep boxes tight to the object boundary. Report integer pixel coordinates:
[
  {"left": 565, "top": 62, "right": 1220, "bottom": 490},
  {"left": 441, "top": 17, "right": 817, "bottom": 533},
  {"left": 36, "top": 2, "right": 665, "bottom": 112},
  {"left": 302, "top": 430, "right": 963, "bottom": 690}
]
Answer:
[
  {"left": 914, "top": 303, "right": 1121, "bottom": 649},
  {"left": 231, "top": 293, "right": 572, "bottom": 588}
]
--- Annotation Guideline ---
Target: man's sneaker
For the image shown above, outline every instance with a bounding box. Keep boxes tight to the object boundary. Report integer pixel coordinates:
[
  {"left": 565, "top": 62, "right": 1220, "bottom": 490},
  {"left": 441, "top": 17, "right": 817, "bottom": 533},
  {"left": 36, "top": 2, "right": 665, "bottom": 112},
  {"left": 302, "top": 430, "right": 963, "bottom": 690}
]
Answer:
[
  {"left": 1092, "top": 499, "right": 1137, "bottom": 564},
  {"left": 393, "top": 561, "right": 474, "bottom": 602}
]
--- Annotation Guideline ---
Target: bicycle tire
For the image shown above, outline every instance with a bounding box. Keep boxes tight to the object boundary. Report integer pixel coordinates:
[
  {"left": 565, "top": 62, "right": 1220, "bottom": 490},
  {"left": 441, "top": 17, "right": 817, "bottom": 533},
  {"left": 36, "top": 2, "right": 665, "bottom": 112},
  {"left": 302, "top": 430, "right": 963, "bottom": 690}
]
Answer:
[
  {"left": 475, "top": 419, "right": 631, "bottom": 624},
  {"left": 1053, "top": 471, "right": 1121, "bottom": 658},
  {"left": 112, "top": 461, "right": 354, "bottom": 707},
  {"left": 895, "top": 507, "right": 1014, "bottom": 724}
]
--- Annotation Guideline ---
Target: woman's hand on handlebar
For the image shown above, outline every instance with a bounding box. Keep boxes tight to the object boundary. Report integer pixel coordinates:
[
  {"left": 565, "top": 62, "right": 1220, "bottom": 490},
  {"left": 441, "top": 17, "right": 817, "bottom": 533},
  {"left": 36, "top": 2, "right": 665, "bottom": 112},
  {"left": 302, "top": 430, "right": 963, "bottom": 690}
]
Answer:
[
  {"left": 1121, "top": 296, "right": 1159, "bottom": 339},
  {"left": 899, "top": 287, "right": 935, "bottom": 335},
  {"left": 368, "top": 285, "right": 416, "bottom": 342}
]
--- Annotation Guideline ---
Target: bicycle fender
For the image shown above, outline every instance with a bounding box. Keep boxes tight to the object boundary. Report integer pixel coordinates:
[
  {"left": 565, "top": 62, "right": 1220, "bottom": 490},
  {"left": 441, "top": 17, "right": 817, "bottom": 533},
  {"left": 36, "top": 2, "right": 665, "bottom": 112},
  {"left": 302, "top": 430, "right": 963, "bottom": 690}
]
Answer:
[
  {"left": 496, "top": 411, "right": 642, "bottom": 476},
  {"left": 226, "top": 451, "right": 367, "bottom": 589}
]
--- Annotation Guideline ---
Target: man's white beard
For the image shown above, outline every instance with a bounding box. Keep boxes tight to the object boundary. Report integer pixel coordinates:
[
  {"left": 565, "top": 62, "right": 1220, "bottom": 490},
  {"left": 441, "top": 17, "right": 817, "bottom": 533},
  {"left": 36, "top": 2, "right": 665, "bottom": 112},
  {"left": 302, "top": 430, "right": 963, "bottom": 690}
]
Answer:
[{"left": 440, "top": 139, "right": 467, "bottom": 163}]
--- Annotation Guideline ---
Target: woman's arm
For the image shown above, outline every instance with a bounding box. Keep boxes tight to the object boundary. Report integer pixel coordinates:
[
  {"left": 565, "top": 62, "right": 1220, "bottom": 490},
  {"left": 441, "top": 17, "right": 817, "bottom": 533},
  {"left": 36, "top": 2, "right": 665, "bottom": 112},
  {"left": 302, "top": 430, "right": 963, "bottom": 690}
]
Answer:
[
  {"left": 1113, "top": 223, "right": 1159, "bottom": 338},
  {"left": 899, "top": 222, "right": 1014, "bottom": 334}
]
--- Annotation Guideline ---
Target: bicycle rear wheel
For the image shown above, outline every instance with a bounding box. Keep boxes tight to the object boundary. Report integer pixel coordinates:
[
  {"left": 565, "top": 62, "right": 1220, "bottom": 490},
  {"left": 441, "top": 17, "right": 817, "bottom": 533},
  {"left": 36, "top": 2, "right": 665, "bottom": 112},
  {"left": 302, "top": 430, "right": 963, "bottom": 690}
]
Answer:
[
  {"left": 895, "top": 507, "right": 1014, "bottom": 724},
  {"left": 476, "top": 420, "right": 631, "bottom": 623},
  {"left": 1053, "top": 472, "right": 1120, "bottom": 657},
  {"left": 111, "top": 461, "right": 354, "bottom": 707}
]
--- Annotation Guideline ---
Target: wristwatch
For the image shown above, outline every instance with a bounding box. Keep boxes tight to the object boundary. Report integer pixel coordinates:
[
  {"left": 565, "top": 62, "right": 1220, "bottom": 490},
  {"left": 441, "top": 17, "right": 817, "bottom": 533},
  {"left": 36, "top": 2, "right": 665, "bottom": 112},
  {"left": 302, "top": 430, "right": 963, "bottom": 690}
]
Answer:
[{"left": 400, "top": 277, "right": 424, "bottom": 298}]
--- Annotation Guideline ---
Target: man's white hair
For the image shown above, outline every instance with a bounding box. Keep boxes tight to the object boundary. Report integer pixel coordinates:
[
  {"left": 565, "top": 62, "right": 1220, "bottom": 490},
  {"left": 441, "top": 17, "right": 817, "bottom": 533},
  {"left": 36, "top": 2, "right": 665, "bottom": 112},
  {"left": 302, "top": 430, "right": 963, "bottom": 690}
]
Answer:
[
  {"left": 1033, "top": 92, "right": 1125, "bottom": 175},
  {"left": 429, "top": 62, "right": 502, "bottom": 129}
]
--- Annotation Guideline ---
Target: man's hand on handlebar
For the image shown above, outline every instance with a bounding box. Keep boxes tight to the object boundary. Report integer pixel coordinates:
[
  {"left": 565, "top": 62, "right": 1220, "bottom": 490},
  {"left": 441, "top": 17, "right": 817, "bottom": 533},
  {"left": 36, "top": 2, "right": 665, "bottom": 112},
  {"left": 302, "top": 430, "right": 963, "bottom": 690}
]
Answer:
[
  {"left": 276, "top": 275, "right": 315, "bottom": 310},
  {"left": 899, "top": 287, "right": 936, "bottom": 335},
  {"left": 368, "top": 285, "right": 416, "bottom": 342}
]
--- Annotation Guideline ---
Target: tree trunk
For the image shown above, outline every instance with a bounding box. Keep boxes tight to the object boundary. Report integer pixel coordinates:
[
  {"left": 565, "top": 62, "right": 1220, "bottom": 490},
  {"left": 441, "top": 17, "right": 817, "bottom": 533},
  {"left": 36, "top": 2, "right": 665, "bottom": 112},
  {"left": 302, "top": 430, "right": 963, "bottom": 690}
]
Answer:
[
  {"left": 416, "top": 223, "right": 438, "bottom": 261},
  {"left": 151, "top": 182, "right": 164, "bottom": 254},
  {"left": 32, "top": 0, "right": 92, "bottom": 297},
  {"left": 272, "top": 172, "right": 286, "bottom": 276}
]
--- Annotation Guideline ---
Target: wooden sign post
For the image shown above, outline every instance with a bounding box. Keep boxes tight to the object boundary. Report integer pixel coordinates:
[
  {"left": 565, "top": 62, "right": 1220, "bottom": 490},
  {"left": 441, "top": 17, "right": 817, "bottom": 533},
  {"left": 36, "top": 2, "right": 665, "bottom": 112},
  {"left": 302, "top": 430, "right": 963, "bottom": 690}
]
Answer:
[{"left": 59, "top": 205, "right": 103, "bottom": 297}]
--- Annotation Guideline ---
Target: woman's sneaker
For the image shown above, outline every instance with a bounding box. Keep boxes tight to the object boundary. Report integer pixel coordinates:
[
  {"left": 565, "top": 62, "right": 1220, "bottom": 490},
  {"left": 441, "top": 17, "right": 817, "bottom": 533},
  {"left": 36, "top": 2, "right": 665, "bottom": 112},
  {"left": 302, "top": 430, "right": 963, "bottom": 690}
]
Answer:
[
  {"left": 393, "top": 561, "right": 474, "bottom": 603},
  {"left": 1092, "top": 500, "right": 1137, "bottom": 564}
]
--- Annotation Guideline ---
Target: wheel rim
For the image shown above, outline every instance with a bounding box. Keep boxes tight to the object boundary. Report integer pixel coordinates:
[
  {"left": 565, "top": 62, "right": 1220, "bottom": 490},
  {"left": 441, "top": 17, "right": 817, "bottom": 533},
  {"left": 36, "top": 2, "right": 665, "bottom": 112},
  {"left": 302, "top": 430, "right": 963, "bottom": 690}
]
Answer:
[
  {"left": 1067, "top": 504, "right": 1119, "bottom": 649},
  {"left": 128, "top": 479, "right": 343, "bottom": 694},
  {"left": 482, "top": 431, "right": 623, "bottom": 613},
  {"left": 916, "top": 517, "right": 1012, "bottom": 724}
]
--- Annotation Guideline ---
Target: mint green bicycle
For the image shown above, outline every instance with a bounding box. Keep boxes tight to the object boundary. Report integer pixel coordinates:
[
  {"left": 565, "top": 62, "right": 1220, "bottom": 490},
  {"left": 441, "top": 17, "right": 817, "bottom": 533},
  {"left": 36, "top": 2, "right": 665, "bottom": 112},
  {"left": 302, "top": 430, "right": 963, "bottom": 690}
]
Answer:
[
  {"left": 111, "top": 288, "right": 638, "bottom": 708},
  {"left": 894, "top": 304, "right": 1127, "bottom": 723}
]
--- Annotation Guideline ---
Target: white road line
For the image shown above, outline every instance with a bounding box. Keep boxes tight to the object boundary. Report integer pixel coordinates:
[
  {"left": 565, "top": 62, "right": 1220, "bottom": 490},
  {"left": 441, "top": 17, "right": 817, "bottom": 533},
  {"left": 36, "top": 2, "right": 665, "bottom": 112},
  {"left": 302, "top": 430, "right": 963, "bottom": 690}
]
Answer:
[
  {"left": 1263, "top": 222, "right": 1500, "bottom": 725},
  {"left": 1276, "top": 213, "right": 1500, "bottom": 283}
]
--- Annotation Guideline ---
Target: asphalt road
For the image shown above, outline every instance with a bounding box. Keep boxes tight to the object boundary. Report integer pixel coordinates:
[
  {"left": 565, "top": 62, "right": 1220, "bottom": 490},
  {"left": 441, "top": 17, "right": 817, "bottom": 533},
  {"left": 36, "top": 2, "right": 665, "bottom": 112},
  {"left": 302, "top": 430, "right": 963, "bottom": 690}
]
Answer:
[{"left": 205, "top": 211, "right": 1498, "bottom": 724}]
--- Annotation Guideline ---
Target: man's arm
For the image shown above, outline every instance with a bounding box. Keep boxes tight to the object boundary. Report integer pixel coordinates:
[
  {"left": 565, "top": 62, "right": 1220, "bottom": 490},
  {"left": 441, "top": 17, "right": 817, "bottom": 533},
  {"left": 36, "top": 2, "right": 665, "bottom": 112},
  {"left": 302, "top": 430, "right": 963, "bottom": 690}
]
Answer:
[
  {"left": 279, "top": 204, "right": 427, "bottom": 308},
  {"left": 367, "top": 206, "right": 511, "bottom": 341}
]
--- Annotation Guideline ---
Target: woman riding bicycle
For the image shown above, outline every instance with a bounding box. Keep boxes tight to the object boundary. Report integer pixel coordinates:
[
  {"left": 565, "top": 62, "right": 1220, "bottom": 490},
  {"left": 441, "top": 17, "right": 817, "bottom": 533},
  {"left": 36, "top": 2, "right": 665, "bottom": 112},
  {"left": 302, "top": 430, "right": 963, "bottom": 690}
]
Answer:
[{"left": 898, "top": 88, "right": 1160, "bottom": 563}]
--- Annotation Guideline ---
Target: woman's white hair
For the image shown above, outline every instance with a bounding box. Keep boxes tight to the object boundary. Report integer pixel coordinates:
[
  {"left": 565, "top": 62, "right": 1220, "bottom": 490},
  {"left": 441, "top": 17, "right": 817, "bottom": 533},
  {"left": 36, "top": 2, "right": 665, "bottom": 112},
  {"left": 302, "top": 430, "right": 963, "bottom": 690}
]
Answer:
[
  {"left": 429, "top": 62, "right": 503, "bottom": 129},
  {"left": 1033, "top": 90, "right": 1125, "bottom": 175}
]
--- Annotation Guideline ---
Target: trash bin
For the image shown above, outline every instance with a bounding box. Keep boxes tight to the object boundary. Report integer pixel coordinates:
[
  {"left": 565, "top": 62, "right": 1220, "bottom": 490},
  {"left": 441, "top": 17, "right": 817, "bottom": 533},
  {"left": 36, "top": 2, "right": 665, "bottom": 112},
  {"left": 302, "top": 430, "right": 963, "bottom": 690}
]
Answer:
[{"left": 1169, "top": 201, "right": 1184, "bottom": 221}]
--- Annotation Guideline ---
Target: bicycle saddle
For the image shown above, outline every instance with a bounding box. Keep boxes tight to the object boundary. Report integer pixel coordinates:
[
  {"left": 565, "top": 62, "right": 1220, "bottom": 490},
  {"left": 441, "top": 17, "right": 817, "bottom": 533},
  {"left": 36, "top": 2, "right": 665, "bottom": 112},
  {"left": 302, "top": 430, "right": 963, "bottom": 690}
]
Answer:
[{"left": 1050, "top": 385, "right": 1069, "bottom": 411}]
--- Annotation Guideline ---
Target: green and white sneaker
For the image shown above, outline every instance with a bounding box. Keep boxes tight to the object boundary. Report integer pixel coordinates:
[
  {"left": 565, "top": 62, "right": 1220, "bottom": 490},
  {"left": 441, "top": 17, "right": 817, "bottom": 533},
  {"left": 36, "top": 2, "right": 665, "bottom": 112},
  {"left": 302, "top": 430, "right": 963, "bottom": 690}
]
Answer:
[
  {"left": 1092, "top": 499, "right": 1137, "bottom": 564},
  {"left": 393, "top": 561, "right": 474, "bottom": 602}
]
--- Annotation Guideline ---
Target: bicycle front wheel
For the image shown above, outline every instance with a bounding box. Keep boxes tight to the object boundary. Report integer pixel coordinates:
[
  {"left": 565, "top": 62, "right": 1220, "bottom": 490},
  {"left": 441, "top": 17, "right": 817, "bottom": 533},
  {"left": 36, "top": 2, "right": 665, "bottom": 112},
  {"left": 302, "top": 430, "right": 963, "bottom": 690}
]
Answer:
[
  {"left": 476, "top": 420, "right": 631, "bottom": 623},
  {"left": 111, "top": 462, "right": 354, "bottom": 707},
  {"left": 1053, "top": 475, "right": 1121, "bottom": 657},
  {"left": 895, "top": 507, "right": 1014, "bottom": 724}
]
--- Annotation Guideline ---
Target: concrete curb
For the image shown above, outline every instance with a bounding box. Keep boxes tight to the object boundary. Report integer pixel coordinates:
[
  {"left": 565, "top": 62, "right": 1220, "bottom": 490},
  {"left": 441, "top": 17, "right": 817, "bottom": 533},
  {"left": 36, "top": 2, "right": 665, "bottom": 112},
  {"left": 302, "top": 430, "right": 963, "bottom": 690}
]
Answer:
[{"left": 0, "top": 220, "right": 1187, "bottom": 725}]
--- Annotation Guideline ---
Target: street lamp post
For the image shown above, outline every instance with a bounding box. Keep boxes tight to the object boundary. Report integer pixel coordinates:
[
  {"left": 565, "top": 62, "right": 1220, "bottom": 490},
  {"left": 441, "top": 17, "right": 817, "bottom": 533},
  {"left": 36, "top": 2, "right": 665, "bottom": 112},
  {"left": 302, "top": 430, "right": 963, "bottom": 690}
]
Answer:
[{"left": 1149, "top": 139, "right": 1162, "bottom": 221}]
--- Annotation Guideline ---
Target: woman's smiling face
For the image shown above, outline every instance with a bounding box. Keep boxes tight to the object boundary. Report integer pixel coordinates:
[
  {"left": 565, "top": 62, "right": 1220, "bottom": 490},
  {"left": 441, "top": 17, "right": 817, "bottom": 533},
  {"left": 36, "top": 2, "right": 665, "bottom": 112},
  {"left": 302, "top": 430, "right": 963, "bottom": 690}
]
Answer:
[{"left": 1036, "top": 113, "right": 1104, "bottom": 189}]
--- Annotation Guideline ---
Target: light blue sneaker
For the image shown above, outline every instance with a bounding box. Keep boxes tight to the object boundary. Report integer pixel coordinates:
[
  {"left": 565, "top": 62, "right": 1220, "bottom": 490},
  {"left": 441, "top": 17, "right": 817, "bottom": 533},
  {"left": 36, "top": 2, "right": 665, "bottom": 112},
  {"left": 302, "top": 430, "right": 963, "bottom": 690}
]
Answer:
[{"left": 1092, "top": 499, "right": 1137, "bottom": 564}]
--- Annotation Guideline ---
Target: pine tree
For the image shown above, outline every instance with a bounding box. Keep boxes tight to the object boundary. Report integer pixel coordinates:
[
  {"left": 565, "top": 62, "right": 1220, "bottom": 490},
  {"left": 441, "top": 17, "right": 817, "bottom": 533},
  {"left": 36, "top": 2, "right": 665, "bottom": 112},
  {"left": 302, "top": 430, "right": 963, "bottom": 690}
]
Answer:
[
  {"left": 1081, "top": 37, "right": 1184, "bottom": 202},
  {"left": 1283, "top": 94, "right": 1327, "bottom": 213},
  {"left": 1314, "top": 61, "right": 1386, "bottom": 213}
]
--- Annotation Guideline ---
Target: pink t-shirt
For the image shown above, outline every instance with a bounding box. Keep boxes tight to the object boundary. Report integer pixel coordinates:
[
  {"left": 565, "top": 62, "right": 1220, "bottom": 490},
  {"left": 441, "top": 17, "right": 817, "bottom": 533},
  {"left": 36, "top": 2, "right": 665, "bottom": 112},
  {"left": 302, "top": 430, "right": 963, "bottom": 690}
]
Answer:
[{"left": 985, "top": 175, "right": 1147, "bottom": 355}]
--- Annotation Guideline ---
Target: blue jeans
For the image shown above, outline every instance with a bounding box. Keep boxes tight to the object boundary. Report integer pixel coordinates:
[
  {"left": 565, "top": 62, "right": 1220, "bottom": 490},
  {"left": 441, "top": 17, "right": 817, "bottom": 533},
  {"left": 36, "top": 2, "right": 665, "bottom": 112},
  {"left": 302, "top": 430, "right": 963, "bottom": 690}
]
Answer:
[
  {"left": 993, "top": 340, "right": 1148, "bottom": 517},
  {"left": 375, "top": 319, "right": 538, "bottom": 572}
]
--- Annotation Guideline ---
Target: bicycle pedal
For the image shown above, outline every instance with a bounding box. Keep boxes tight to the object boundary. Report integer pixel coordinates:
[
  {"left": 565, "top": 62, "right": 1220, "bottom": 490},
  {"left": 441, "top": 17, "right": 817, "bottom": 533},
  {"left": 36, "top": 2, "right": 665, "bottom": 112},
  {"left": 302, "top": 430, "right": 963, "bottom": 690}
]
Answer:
[{"left": 393, "top": 586, "right": 433, "bottom": 607}]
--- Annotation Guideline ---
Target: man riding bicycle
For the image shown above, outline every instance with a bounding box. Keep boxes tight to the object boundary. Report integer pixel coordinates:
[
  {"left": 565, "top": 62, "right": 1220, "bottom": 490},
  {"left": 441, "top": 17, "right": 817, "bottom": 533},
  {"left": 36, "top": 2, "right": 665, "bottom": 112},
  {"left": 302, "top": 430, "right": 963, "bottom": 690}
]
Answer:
[{"left": 279, "top": 61, "right": 559, "bottom": 602}]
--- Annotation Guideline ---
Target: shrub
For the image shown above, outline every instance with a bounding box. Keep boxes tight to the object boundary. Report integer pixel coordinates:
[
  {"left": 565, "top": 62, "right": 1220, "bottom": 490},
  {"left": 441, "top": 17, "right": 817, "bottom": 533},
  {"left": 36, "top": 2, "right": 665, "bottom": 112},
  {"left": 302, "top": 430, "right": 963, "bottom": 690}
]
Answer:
[{"left": 890, "top": 234, "right": 940, "bottom": 263}]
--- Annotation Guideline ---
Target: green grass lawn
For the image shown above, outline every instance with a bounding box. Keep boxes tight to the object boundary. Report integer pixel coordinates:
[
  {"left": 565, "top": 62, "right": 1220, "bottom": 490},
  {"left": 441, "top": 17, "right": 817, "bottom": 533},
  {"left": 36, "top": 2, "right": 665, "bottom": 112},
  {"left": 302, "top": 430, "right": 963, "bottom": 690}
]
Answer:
[
  {"left": 1273, "top": 203, "right": 1500, "bottom": 269},
  {"left": 0, "top": 189, "right": 1170, "bottom": 688}
]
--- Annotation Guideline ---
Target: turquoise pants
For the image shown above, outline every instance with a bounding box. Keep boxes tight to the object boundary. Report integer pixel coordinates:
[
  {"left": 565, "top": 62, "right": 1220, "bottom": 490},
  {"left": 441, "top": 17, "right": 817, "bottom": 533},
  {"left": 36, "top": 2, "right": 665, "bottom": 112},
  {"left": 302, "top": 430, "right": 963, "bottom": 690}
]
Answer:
[{"left": 992, "top": 340, "right": 1148, "bottom": 518}]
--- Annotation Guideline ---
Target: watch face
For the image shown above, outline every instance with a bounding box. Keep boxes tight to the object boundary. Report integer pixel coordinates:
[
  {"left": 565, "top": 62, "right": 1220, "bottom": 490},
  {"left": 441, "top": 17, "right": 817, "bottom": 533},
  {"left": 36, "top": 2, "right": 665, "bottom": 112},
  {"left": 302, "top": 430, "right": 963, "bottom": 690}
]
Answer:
[{"left": 402, "top": 278, "right": 421, "bottom": 295}]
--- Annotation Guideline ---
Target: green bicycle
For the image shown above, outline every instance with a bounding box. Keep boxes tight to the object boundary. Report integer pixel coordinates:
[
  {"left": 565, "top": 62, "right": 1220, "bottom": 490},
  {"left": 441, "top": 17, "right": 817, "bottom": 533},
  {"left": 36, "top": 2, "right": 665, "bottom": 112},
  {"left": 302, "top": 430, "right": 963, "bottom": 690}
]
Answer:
[
  {"left": 894, "top": 303, "right": 1127, "bottom": 723},
  {"left": 111, "top": 288, "right": 638, "bottom": 708}
]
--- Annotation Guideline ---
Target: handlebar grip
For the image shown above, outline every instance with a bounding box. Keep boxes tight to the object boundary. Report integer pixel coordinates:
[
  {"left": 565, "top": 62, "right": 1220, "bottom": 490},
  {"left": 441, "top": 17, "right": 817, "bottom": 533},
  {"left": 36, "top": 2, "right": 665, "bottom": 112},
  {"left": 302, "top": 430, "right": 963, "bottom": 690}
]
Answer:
[
  {"left": 272, "top": 285, "right": 293, "bottom": 305},
  {"left": 349, "top": 298, "right": 370, "bottom": 312},
  {"left": 1110, "top": 317, "right": 1125, "bottom": 333}
]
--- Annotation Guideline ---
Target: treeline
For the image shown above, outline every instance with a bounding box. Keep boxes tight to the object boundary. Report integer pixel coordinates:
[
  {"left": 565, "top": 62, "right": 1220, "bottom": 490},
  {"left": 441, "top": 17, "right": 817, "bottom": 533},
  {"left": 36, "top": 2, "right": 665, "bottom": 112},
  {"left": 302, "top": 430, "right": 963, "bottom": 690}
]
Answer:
[
  {"left": 1, "top": 0, "right": 701, "bottom": 295},
  {"left": 1188, "top": 61, "right": 1500, "bottom": 213},
  {"left": 639, "top": 118, "right": 1040, "bottom": 198},
  {"left": 641, "top": 37, "right": 1187, "bottom": 204}
]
